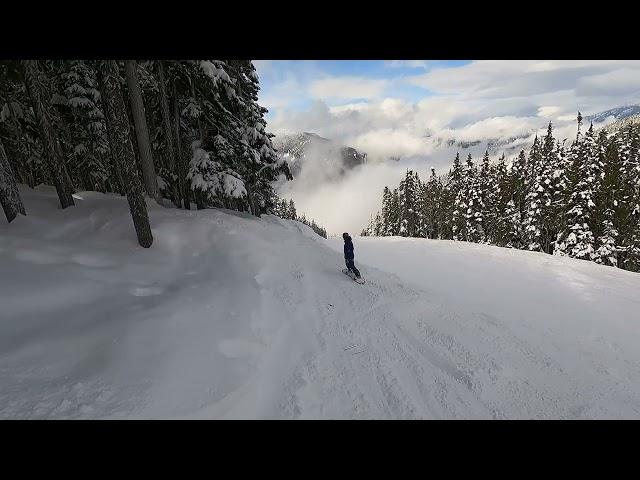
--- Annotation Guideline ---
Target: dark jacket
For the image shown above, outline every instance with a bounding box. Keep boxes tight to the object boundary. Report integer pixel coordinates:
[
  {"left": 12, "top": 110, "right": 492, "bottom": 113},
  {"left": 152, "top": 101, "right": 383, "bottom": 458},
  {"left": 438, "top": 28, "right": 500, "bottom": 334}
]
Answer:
[{"left": 343, "top": 235, "right": 354, "bottom": 260}]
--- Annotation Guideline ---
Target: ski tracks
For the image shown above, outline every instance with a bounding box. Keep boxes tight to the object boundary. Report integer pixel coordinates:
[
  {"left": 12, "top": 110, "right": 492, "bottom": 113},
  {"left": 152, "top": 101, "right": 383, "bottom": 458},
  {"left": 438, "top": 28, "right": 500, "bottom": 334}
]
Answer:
[{"left": 288, "top": 268, "right": 493, "bottom": 419}]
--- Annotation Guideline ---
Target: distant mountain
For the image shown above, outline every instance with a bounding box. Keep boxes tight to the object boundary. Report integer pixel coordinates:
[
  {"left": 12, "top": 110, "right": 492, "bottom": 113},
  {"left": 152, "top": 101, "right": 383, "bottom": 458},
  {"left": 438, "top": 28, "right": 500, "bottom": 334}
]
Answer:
[
  {"left": 430, "top": 132, "right": 534, "bottom": 156},
  {"left": 432, "top": 105, "right": 640, "bottom": 157},
  {"left": 600, "top": 113, "right": 640, "bottom": 133},
  {"left": 273, "top": 132, "right": 367, "bottom": 179},
  {"left": 587, "top": 105, "right": 640, "bottom": 124}
]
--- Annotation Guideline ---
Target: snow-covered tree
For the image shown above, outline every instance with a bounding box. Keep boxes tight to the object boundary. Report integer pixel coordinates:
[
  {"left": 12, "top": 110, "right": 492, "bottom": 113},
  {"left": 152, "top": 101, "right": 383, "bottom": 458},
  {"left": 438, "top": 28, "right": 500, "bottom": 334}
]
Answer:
[{"left": 555, "top": 124, "right": 600, "bottom": 260}]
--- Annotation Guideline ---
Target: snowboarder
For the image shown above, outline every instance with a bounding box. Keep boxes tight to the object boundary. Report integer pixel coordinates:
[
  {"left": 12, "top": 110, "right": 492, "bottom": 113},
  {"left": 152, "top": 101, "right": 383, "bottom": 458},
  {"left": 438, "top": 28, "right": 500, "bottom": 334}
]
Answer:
[{"left": 342, "top": 232, "right": 362, "bottom": 279}]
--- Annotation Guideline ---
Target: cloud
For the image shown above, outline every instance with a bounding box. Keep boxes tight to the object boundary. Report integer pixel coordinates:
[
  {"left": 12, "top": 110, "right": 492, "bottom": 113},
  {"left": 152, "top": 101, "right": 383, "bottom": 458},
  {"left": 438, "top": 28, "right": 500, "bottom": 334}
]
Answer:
[
  {"left": 538, "top": 106, "right": 561, "bottom": 118},
  {"left": 576, "top": 68, "right": 640, "bottom": 97},
  {"left": 349, "top": 129, "right": 430, "bottom": 160},
  {"left": 309, "top": 76, "right": 389, "bottom": 100},
  {"left": 384, "top": 60, "right": 431, "bottom": 69},
  {"left": 278, "top": 159, "right": 425, "bottom": 236},
  {"left": 406, "top": 61, "right": 640, "bottom": 99},
  {"left": 263, "top": 60, "right": 640, "bottom": 233}
]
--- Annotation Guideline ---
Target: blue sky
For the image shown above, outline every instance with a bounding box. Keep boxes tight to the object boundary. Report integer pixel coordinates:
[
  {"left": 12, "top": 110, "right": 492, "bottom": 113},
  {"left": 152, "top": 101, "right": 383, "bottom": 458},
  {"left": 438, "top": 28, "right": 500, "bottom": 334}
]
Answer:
[{"left": 256, "top": 60, "right": 472, "bottom": 118}]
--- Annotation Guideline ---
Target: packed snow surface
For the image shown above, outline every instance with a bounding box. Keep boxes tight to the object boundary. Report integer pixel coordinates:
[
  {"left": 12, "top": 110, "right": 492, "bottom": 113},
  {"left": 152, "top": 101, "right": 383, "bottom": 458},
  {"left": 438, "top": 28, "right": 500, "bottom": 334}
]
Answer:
[{"left": 1, "top": 186, "right": 640, "bottom": 419}]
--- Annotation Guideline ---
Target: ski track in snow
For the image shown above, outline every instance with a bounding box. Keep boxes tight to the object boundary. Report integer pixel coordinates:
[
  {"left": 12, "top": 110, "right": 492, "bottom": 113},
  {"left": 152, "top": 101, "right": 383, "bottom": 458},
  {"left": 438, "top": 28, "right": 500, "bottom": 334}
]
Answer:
[{"left": 2, "top": 186, "right": 640, "bottom": 419}]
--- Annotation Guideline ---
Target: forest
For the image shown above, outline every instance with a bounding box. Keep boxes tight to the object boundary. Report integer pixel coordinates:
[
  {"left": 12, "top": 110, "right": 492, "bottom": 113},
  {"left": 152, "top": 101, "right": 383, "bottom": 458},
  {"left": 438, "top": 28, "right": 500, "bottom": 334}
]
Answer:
[
  {"left": 363, "top": 117, "right": 640, "bottom": 273},
  {"left": 0, "top": 60, "right": 293, "bottom": 247}
]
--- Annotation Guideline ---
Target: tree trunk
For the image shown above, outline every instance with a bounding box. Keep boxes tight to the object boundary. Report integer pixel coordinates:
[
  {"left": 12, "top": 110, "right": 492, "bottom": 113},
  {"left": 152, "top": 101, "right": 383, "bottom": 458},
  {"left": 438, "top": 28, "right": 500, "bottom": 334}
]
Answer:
[
  {"left": 172, "top": 76, "right": 190, "bottom": 209},
  {"left": 100, "top": 60, "right": 153, "bottom": 248},
  {"left": 96, "top": 69, "right": 126, "bottom": 196},
  {"left": 156, "top": 61, "right": 179, "bottom": 207},
  {"left": 0, "top": 140, "right": 26, "bottom": 222},
  {"left": 191, "top": 81, "right": 207, "bottom": 144},
  {"left": 22, "top": 60, "right": 75, "bottom": 209}
]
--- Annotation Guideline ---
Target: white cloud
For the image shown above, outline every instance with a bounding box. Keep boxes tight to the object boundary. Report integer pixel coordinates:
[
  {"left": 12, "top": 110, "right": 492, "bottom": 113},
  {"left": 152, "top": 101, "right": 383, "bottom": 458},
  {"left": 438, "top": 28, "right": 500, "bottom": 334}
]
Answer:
[
  {"left": 407, "top": 60, "right": 640, "bottom": 101},
  {"left": 384, "top": 60, "right": 430, "bottom": 69},
  {"left": 348, "top": 129, "right": 430, "bottom": 160},
  {"left": 309, "top": 76, "right": 389, "bottom": 100},
  {"left": 538, "top": 106, "right": 561, "bottom": 118},
  {"left": 576, "top": 68, "right": 640, "bottom": 97}
]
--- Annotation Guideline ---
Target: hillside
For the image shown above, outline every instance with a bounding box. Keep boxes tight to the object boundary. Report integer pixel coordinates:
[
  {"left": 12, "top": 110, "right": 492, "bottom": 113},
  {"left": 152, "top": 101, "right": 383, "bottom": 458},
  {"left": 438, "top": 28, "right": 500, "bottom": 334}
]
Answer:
[{"left": 1, "top": 186, "right": 640, "bottom": 419}]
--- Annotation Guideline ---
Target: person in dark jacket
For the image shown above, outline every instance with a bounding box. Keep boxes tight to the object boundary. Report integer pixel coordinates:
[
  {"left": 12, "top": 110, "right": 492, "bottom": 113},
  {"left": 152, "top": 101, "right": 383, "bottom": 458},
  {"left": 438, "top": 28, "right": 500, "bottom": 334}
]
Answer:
[{"left": 342, "top": 232, "right": 361, "bottom": 278}]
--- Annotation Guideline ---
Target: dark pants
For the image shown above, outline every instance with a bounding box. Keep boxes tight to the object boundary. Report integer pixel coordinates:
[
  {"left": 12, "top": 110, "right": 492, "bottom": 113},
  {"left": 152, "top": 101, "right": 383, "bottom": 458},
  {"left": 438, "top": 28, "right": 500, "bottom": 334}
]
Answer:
[{"left": 345, "top": 258, "right": 361, "bottom": 278}]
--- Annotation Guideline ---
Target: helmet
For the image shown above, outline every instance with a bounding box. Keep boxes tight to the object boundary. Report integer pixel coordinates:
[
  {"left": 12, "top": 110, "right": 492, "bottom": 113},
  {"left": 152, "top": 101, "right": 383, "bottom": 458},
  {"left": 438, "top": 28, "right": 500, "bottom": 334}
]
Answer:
[{"left": 342, "top": 232, "right": 349, "bottom": 240}]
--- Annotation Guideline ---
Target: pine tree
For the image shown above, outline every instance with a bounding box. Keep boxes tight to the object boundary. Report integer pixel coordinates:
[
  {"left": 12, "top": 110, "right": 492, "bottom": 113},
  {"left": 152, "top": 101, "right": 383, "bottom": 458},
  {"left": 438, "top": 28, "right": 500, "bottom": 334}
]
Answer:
[
  {"left": 373, "top": 212, "right": 383, "bottom": 236},
  {"left": 0, "top": 139, "right": 26, "bottom": 222},
  {"left": 388, "top": 188, "right": 401, "bottom": 236},
  {"left": 0, "top": 61, "right": 42, "bottom": 189},
  {"left": 23, "top": 60, "right": 75, "bottom": 209},
  {"left": 491, "top": 154, "right": 512, "bottom": 246},
  {"left": 398, "top": 169, "right": 420, "bottom": 237},
  {"left": 125, "top": 60, "right": 159, "bottom": 201},
  {"left": 423, "top": 167, "right": 442, "bottom": 239},
  {"left": 614, "top": 124, "right": 640, "bottom": 271},
  {"left": 288, "top": 199, "right": 297, "bottom": 220},
  {"left": 478, "top": 150, "right": 496, "bottom": 243},
  {"left": 381, "top": 186, "right": 393, "bottom": 236},
  {"left": 463, "top": 153, "right": 484, "bottom": 242},
  {"left": 99, "top": 60, "right": 153, "bottom": 248},
  {"left": 50, "top": 60, "right": 112, "bottom": 193},
  {"left": 525, "top": 123, "right": 567, "bottom": 253},
  {"left": 555, "top": 123, "right": 599, "bottom": 260},
  {"left": 155, "top": 61, "right": 180, "bottom": 205},
  {"left": 448, "top": 153, "right": 466, "bottom": 240}
]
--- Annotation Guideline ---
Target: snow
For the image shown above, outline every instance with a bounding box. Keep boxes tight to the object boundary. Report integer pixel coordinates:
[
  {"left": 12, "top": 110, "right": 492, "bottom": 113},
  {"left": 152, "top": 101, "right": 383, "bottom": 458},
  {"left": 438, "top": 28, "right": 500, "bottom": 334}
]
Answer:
[
  {"left": 2, "top": 186, "right": 640, "bottom": 419},
  {"left": 200, "top": 61, "right": 232, "bottom": 85},
  {"left": 68, "top": 97, "right": 92, "bottom": 109}
]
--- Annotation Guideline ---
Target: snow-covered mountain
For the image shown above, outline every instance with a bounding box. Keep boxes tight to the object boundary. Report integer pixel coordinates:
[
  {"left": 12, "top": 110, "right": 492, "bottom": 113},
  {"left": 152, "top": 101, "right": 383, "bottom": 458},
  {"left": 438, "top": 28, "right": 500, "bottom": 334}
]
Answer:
[
  {"left": 602, "top": 113, "right": 640, "bottom": 133},
  {"left": 427, "top": 105, "right": 640, "bottom": 159},
  {"left": 2, "top": 186, "right": 640, "bottom": 419},
  {"left": 587, "top": 104, "right": 640, "bottom": 124},
  {"left": 273, "top": 132, "right": 367, "bottom": 179}
]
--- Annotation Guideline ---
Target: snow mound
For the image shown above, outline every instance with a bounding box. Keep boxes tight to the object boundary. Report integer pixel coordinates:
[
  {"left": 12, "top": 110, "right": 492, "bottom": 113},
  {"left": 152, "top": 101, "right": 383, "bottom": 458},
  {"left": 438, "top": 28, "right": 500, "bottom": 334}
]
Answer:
[{"left": 1, "top": 186, "right": 640, "bottom": 419}]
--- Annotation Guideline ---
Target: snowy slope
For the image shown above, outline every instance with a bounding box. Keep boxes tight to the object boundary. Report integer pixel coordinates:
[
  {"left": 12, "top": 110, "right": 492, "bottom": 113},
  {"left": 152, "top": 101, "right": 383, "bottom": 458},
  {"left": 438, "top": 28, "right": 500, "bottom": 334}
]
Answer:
[
  {"left": 587, "top": 104, "right": 640, "bottom": 124},
  {"left": 2, "top": 187, "right": 640, "bottom": 419}
]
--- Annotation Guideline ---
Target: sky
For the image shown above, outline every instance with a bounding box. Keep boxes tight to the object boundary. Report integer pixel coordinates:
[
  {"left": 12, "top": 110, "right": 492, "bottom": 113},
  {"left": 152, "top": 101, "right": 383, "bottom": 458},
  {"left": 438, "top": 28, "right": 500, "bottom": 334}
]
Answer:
[{"left": 254, "top": 60, "right": 640, "bottom": 235}]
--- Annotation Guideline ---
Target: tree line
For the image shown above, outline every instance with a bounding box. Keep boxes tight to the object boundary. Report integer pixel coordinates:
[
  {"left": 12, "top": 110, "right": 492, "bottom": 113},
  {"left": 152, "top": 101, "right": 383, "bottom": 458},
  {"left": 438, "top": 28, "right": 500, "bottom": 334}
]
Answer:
[
  {"left": 0, "top": 60, "right": 291, "bottom": 247},
  {"left": 272, "top": 197, "right": 328, "bottom": 239},
  {"left": 362, "top": 115, "right": 640, "bottom": 273}
]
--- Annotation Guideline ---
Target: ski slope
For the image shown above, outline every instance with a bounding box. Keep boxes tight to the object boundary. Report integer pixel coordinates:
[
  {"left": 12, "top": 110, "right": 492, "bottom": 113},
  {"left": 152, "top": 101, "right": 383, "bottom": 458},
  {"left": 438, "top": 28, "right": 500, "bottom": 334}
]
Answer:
[{"left": 1, "top": 186, "right": 640, "bottom": 419}]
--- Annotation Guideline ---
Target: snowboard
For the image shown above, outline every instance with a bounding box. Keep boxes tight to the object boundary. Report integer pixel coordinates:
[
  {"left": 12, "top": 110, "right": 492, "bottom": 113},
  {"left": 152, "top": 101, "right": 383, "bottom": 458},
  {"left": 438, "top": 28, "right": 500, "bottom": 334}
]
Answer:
[{"left": 342, "top": 268, "right": 365, "bottom": 284}]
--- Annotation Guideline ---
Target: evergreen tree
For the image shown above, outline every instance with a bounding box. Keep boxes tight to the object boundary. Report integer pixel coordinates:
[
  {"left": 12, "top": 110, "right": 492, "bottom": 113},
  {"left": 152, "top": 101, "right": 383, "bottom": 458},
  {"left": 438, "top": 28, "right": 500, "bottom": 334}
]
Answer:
[
  {"left": 361, "top": 116, "right": 640, "bottom": 274},
  {"left": 23, "top": 60, "right": 75, "bottom": 209},
  {"left": 381, "top": 186, "right": 393, "bottom": 236},
  {"left": 555, "top": 124, "right": 599, "bottom": 260},
  {"left": 99, "top": 60, "right": 153, "bottom": 248},
  {"left": 423, "top": 167, "right": 442, "bottom": 239},
  {"left": 478, "top": 150, "right": 496, "bottom": 243},
  {"left": 288, "top": 199, "right": 297, "bottom": 220},
  {"left": 398, "top": 169, "right": 420, "bottom": 237},
  {"left": 0, "top": 139, "right": 26, "bottom": 222},
  {"left": 463, "top": 153, "right": 484, "bottom": 242},
  {"left": 124, "top": 60, "right": 159, "bottom": 200},
  {"left": 448, "top": 153, "right": 466, "bottom": 240}
]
